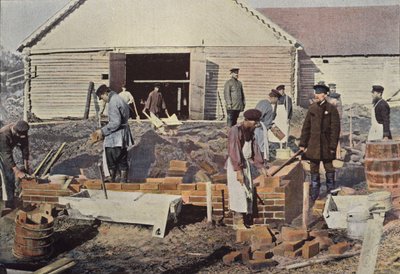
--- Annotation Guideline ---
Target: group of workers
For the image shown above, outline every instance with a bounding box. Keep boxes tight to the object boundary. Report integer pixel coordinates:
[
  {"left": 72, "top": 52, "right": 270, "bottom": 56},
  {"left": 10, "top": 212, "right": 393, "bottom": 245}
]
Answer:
[
  {"left": 223, "top": 67, "right": 392, "bottom": 229},
  {"left": 0, "top": 68, "right": 393, "bottom": 225}
]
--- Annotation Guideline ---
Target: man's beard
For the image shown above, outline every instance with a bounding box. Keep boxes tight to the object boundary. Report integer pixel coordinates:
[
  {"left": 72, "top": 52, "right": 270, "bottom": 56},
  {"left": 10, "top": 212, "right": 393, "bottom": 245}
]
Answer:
[
  {"left": 372, "top": 97, "right": 380, "bottom": 104},
  {"left": 243, "top": 127, "right": 253, "bottom": 141}
]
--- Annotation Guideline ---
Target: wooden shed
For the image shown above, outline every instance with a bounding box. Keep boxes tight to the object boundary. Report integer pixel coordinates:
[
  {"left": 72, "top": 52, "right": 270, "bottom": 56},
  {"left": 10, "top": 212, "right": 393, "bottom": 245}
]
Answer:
[
  {"left": 259, "top": 6, "right": 400, "bottom": 107},
  {"left": 18, "top": 0, "right": 300, "bottom": 121}
]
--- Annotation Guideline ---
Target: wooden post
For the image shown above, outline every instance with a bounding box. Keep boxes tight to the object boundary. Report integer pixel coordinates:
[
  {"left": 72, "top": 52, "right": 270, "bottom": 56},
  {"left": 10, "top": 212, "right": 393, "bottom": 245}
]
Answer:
[
  {"left": 206, "top": 181, "right": 212, "bottom": 223},
  {"left": 22, "top": 49, "right": 31, "bottom": 122},
  {"left": 84, "top": 82, "right": 94, "bottom": 119},
  {"left": 41, "top": 142, "right": 66, "bottom": 178},
  {"left": 349, "top": 106, "right": 353, "bottom": 148},
  {"left": 302, "top": 182, "right": 310, "bottom": 230}
]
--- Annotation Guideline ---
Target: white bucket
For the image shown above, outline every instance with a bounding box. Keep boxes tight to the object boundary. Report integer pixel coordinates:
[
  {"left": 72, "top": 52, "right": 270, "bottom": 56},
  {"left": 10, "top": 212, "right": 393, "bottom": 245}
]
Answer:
[
  {"left": 346, "top": 205, "right": 370, "bottom": 240},
  {"left": 368, "top": 191, "right": 392, "bottom": 212}
]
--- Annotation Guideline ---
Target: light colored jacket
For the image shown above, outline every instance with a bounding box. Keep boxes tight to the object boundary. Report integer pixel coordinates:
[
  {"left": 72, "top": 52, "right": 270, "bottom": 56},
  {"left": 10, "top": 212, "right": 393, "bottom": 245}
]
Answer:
[{"left": 101, "top": 91, "right": 134, "bottom": 148}]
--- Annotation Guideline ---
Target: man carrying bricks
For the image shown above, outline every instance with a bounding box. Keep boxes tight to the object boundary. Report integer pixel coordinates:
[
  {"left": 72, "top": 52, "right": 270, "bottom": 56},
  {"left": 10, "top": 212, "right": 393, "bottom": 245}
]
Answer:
[
  {"left": 226, "top": 109, "right": 268, "bottom": 229},
  {"left": 299, "top": 84, "right": 340, "bottom": 203},
  {"left": 92, "top": 84, "right": 134, "bottom": 183},
  {"left": 0, "top": 120, "right": 31, "bottom": 211}
]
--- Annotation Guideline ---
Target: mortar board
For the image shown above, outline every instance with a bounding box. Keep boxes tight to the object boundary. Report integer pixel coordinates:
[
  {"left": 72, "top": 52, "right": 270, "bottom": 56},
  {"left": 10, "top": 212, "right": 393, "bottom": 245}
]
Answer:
[
  {"left": 230, "top": 68, "right": 239, "bottom": 73},
  {"left": 243, "top": 109, "right": 262, "bottom": 121},
  {"left": 276, "top": 85, "right": 285, "bottom": 91},
  {"left": 371, "top": 85, "right": 384, "bottom": 93},
  {"left": 269, "top": 89, "right": 281, "bottom": 98},
  {"left": 313, "top": 84, "right": 329, "bottom": 94},
  {"left": 96, "top": 84, "right": 109, "bottom": 98},
  {"left": 14, "top": 120, "right": 29, "bottom": 135}
]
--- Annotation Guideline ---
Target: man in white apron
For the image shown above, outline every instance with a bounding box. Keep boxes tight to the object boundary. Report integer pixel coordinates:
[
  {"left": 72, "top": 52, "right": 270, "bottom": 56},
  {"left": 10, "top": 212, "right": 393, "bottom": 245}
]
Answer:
[
  {"left": 255, "top": 89, "right": 280, "bottom": 162},
  {"left": 368, "top": 85, "right": 392, "bottom": 141},
  {"left": 276, "top": 85, "right": 292, "bottom": 149},
  {"left": 226, "top": 109, "right": 267, "bottom": 229},
  {"left": 92, "top": 85, "right": 134, "bottom": 183}
]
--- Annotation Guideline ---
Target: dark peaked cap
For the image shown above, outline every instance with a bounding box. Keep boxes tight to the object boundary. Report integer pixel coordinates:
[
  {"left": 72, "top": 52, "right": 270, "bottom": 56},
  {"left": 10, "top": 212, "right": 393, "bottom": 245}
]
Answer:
[
  {"left": 243, "top": 109, "right": 262, "bottom": 121},
  {"left": 313, "top": 84, "right": 329, "bottom": 94},
  {"left": 372, "top": 85, "right": 384, "bottom": 93}
]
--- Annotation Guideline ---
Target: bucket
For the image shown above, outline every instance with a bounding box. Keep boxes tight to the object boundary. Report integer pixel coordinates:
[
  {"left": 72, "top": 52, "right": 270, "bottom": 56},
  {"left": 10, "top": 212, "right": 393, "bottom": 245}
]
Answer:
[
  {"left": 365, "top": 140, "right": 400, "bottom": 194},
  {"left": 368, "top": 191, "right": 392, "bottom": 212},
  {"left": 13, "top": 210, "right": 54, "bottom": 260},
  {"left": 346, "top": 205, "right": 370, "bottom": 240}
]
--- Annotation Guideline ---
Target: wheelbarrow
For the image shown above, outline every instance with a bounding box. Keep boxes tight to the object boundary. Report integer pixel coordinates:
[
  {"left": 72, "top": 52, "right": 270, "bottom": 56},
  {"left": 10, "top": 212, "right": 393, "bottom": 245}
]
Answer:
[{"left": 143, "top": 112, "right": 182, "bottom": 135}]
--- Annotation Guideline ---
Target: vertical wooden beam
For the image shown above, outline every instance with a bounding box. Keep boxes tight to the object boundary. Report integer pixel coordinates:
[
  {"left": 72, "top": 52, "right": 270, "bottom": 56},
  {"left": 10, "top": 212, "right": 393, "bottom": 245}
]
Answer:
[
  {"left": 84, "top": 82, "right": 94, "bottom": 119},
  {"left": 22, "top": 48, "right": 31, "bottom": 122},
  {"left": 302, "top": 181, "right": 310, "bottom": 230},
  {"left": 206, "top": 181, "right": 212, "bottom": 223}
]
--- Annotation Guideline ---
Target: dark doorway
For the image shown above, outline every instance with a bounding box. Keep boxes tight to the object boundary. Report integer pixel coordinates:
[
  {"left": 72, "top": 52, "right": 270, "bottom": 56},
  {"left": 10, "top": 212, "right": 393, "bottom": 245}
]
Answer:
[{"left": 126, "top": 53, "right": 190, "bottom": 119}]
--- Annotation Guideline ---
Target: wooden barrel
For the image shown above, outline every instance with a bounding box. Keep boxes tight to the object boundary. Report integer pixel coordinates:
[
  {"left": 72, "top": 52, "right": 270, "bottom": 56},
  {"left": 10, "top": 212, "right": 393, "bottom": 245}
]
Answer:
[
  {"left": 365, "top": 140, "right": 400, "bottom": 198},
  {"left": 13, "top": 210, "right": 54, "bottom": 260}
]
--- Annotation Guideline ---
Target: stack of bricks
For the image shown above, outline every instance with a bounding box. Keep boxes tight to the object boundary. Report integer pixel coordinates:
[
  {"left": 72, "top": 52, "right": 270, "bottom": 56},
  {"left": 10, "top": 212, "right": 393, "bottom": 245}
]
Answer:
[{"left": 21, "top": 179, "right": 81, "bottom": 205}]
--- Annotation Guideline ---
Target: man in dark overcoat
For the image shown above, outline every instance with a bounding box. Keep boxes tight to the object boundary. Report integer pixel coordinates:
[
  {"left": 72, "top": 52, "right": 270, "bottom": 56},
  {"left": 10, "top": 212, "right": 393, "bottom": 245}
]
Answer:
[
  {"left": 299, "top": 84, "right": 341, "bottom": 202},
  {"left": 224, "top": 68, "right": 245, "bottom": 127}
]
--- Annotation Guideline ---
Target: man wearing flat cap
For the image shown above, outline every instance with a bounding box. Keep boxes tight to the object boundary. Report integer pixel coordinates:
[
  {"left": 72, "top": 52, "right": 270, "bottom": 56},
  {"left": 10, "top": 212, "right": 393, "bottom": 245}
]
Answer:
[
  {"left": 299, "top": 84, "right": 341, "bottom": 203},
  {"left": 224, "top": 68, "right": 245, "bottom": 127},
  {"left": 255, "top": 89, "right": 280, "bottom": 161},
  {"left": 143, "top": 82, "right": 169, "bottom": 118},
  {"left": 0, "top": 120, "right": 31, "bottom": 211},
  {"left": 92, "top": 84, "right": 134, "bottom": 183},
  {"left": 226, "top": 109, "right": 267, "bottom": 229},
  {"left": 368, "top": 85, "right": 392, "bottom": 141}
]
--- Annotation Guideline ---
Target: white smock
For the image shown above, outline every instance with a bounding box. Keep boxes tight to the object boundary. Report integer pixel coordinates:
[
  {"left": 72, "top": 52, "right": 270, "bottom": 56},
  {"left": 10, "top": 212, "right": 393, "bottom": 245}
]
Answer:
[
  {"left": 227, "top": 141, "right": 254, "bottom": 214},
  {"left": 268, "top": 104, "right": 289, "bottom": 144},
  {"left": 367, "top": 99, "right": 384, "bottom": 141}
]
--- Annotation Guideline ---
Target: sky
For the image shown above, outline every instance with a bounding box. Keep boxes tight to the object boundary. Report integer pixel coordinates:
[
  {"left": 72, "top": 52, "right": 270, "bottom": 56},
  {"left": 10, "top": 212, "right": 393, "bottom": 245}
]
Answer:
[{"left": 0, "top": 0, "right": 398, "bottom": 53}]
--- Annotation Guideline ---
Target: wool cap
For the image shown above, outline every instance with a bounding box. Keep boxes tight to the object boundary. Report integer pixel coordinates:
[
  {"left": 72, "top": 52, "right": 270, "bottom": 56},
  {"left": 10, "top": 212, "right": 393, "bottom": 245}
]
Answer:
[
  {"left": 269, "top": 89, "right": 281, "bottom": 98},
  {"left": 243, "top": 109, "right": 262, "bottom": 121},
  {"left": 96, "top": 84, "right": 109, "bottom": 98},
  {"left": 14, "top": 120, "right": 29, "bottom": 134}
]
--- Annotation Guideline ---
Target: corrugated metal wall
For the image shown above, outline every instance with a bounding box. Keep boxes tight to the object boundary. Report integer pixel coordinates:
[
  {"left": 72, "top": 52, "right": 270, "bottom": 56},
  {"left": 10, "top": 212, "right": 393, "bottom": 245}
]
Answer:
[
  {"left": 29, "top": 51, "right": 109, "bottom": 119},
  {"left": 203, "top": 46, "right": 296, "bottom": 120}
]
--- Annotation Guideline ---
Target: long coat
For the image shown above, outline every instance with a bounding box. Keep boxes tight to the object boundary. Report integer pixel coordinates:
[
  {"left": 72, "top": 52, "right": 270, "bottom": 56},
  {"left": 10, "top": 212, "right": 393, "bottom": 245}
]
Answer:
[
  {"left": 224, "top": 78, "right": 245, "bottom": 111},
  {"left": 299, "top": 101, "right": 340, "bottom": 161}
]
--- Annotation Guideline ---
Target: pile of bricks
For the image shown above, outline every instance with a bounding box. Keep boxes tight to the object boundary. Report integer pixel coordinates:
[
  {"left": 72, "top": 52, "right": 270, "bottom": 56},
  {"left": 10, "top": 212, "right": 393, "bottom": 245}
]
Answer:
[
  {"left": 167, "top": 160, "right": 188, "bottom": 177},
  {"left": 223, "top": 225, "right": 351, "bottom": 270},
  {"left": 21, "top": 179, "right": 81, "bottom": 205}
]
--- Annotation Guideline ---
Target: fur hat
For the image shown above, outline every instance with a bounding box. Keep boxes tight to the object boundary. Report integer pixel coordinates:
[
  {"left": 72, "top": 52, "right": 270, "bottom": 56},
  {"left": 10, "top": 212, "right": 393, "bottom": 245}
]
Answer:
[{"left": 243, "top": 109, "right": 262, "bottom": 121}]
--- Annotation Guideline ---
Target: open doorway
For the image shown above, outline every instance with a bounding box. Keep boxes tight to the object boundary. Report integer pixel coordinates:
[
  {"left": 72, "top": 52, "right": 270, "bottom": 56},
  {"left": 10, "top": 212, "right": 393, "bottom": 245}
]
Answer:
[{"left": 126, "top": 53, "right": 190, "bottom": 119}]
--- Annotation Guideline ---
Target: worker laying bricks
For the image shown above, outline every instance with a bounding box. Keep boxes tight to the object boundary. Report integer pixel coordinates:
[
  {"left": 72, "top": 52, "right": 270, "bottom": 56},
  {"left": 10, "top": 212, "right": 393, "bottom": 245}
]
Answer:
[
  {"left": 92, "top": 84, "right": 134, "bottom": 183},
  {"left": 226, "top": 109, "right": 268, "bottom": 229},
  {"left": 0, "top": 120, "right": 31, "bottom": 211},
  {"left": 299, "top": 84, "right": 340, "bottom": 203}
]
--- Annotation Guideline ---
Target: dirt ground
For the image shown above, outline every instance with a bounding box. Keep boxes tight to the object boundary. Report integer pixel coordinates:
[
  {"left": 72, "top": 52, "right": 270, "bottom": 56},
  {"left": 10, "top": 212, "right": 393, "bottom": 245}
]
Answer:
[{"left": 1, "top": 93, "right": 400, "bottom": 273}]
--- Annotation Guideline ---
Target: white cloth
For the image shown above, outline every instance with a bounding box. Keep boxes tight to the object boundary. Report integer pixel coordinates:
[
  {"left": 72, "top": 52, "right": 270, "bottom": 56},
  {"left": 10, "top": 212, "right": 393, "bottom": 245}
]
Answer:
[
  {"left": 119, "top": 90, "right": 135, "bottom": 104},
  {"left": 268, "top": 104, "right": 289, "bottom": 143},
  {"left": 260, "top": 122, "right": 269, "bottom": 161},
  {"left": 368, "top": 99, "right": 384, "bottom": 141},
  {"left": 226, "top": 141, "right": 254, "bottom": 214}
]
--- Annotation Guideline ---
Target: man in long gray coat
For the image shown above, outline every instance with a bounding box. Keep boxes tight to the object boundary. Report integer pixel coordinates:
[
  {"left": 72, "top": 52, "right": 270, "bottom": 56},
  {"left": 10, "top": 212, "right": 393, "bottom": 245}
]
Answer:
[
  {"left": 224, "top": 68, "right": 245, "bottom": 127},
  {"left": 93, "top": 85, "right": 134, "bottom": 183},
  {"left": 299, "top": 84, "right": 340, "bottom": 202}
]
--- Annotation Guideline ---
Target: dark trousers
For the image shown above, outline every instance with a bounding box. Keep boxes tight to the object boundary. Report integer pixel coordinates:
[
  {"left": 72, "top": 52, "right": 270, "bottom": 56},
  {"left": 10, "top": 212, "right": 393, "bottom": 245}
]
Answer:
[
  {"left": 310, "top": 160, "right": 335, "bottom": 174},
  {"left": 0, "top": 156, "right": 15, "bottom": 201},
  {"left": 105, "top": 147, "right": 128, "bottom": 171},
  {"left": 227, "top": 110, "right": 240, "bottom": 127}
]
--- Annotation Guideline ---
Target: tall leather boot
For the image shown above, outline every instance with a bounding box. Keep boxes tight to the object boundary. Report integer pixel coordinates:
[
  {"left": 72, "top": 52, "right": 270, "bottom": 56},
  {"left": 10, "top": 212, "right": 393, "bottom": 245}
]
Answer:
[
  {"left": 326, "top": 172, "right": 337, "bottom": 196},
  {"left": 106, "top": 169, "right": 116, "bottom": 183},
  {"left": 120, "top": 170, "right": 128, "bottom": 183},
  {"left": 310, "top": 173, "right": 321, "bottom": 202}
]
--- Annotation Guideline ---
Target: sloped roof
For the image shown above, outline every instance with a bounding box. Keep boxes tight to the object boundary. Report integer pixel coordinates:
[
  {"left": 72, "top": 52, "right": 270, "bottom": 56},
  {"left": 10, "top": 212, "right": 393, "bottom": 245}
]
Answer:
[
  {"left": 18, "top": 0, "right": 298, "bottom": 52},
  {"left": 258, "top": 6, "right": 400, "bottom": 56}
]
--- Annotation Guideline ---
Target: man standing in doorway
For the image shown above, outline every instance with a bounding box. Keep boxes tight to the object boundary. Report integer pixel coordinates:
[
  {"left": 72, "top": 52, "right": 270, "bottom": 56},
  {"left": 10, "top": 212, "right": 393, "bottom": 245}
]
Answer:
[
  {"left": 227, "top": 109, "right": 267, "bottom": 229},
  {"left": 224, "top": 68, "right": 245, "bottom": 127},
  {"left": 368, "top": 85, "right": 392, "bottom": 141},
  {"left": 0, "top": 120, "right": 31, "bottom": 211},
  {"left": 119, "top": 85, "right": 140, "bottom": 120},
  {"left": 299, "top": 84, "right": 340, "bottom": 202},
  {"left": 276, "top": 85, "right": 293, "bottom": 122},
  {"left": 143, "top": 83, "right": 169, "bottom": 118},
  {"left": 271, "top": 85, "right": 291, "bottom": 148},
  {"left": 92, "top": 85, "right": 134, "bottom": 183},
  {"left": 254, "top": 89, "right": 280, "bottom": 162}
]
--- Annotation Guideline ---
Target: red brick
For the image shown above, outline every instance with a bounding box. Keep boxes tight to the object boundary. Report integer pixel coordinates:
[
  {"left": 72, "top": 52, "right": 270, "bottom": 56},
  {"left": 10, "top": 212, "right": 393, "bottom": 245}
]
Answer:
[
  {"left": 274, "top": 212, "right": 285, "bottom": 219},
  {"left": 22, "top": 189, "right": 57, "bottom": 196},
  {"left": 259, "top": 176, "right": 281, "bottom": 188},
  {"left": 21, "top": 181, "right": 62, "bottom": 190},
  {"left": 315, "top": 236, "right": 334, "bottom": 250},
  {"left": 310, "top": 230, "right": 329, "bottom": 238},
  {"left": 214, "top": 184, "right": 227, "bottom": 191},
  {"left": 252, "top": 250, "right": 274, "bottom": 260},
  {"left": 212, "top": 209, "right": 224, "bottom": 216},
  {"left": 140, "top": 183, "right": 159, "bottom": 190},
  {"left": 223, "top": 218, "right": 233, "bottom": 225},
  {"left": 212, "top": 197, "right": 223, "bottom": 203},
  {"left": 272, "top": 244, "right": 285, "bottom": 256},
  {"left": 138, "top": 189, "right": 160, "bottom": 193},
  {"left": 212, "top": 203, "right": 225, "bottom": 210},
  {"left": 264, "top": 206, "right": 285, "bottom": 211},
  {"left": 274, "top": 187, "right": 286, "bottom": 193},
  {"left": 30, "top": 196, "right": 46, "bottom": 202},
  {"left": 83, "top": 181, "right": 102, "bottom": 190},
  {"left": 211, "top": 174, "right": 227, "bottom": 183},
  {"left": 302, "top": 240, "right": 320, "bottom": 259},
  {"left": 314, "top": 199, "right": 326, "bottom": 210},
  {"left": 121, "top": 183, "right": 140, "bottom": 191},
  {"left": 189, "top": 196, "right": 207, "bottom": 203},
  {"left": 274, "top": 199, "right": 285, "bottom": 205},
  {"left": 68, "top": 184, "right": 81, "bottom": 193},
  {"left": 56, "top": 190, "right": 73, "bottom": 196},
  {"left": 191, "top": 202, "right": 207, "bottom": 207},
  {"left": 159, "top": 183, "right": 178, "bottom": 190},
  {"left": 284, "top": 248, "right": 302, "bottom": 258},
  {"left": 248, "top": 259, "right": 278, "bottom": 270},
  {"left": 164, "top": 177, "right": 183, "bottom": 184},
  {"left": 222, "top": 251, "right": 241, "bottom": 265},
  {"left": 263, "top": 193, "right": 285, "bottom": 199},
  {"left": 257, "top": 187, "right": 274, "bottom": 194},
  {"left": 105, "top": 183, "right": 122, "bottom": 190},
  {"left": 261, "top": 212, "right": 274, "bottom": 218},
  {"left": 177, "top": 184, "right": 196, "bottom": 191},
  {"left": 236, "top": 226, "right": 273, "bottom": 243},
  {"left": 44, "top": 196, "right": 59, "bottom": 203},
  {"left": 21, "top": 195, "right": 32, "bottom": 201},
  {"left": 146, "top": 178, "right": 164, "bottom": 184},
  {"left": 281, "top": 227, "right": 309, "bottom": 242},
  {"left": 195, "top": 182, "right": 207, "bottom": 191},
  {"left": 169, "top": 160, "right": 188, "bottom": 169},
  {"left": 283, "top": 240, "right": 305, "bottom": 251},
  {"left": 253, "top": 218, "right": 266, "bottom": 225},
  {"left": 251, "top": 235, "right": 274, "bottom": 251},
  {"left": 162, "top": 190, "right": 182, "bottom": 195},
  {"left": 329, "top": 242, "right": 349, "bottom": 255}
]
